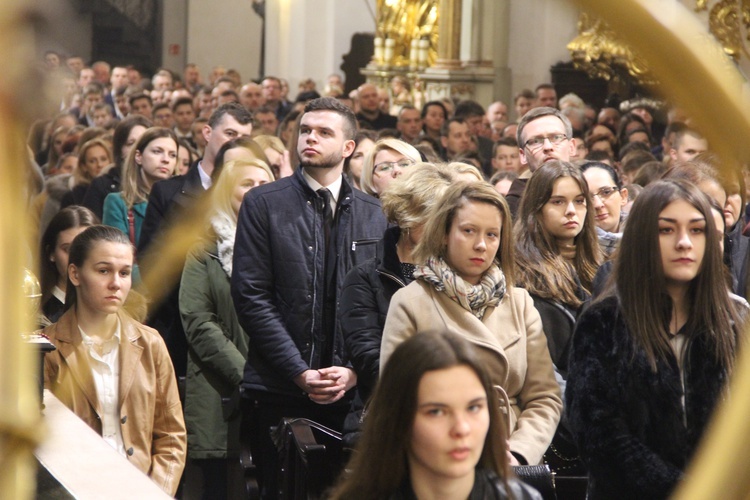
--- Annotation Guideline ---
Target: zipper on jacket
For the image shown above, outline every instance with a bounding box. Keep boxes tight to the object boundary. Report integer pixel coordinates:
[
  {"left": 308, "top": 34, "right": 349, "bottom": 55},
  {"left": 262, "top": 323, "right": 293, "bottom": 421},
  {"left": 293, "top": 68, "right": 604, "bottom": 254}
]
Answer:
[
  {"left": 351, "top": 238, "right": 379, "bottom": 252},
  {"left": 377, "top": 268, "right": 407, "bottom": 288}
]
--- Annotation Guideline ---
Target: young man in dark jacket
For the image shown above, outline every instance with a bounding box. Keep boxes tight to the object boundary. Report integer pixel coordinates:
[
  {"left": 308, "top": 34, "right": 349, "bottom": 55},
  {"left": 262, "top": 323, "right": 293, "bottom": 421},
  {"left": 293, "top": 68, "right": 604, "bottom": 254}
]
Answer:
[{"left": 231, "top": 97, "right": 387, "bottom": 498}]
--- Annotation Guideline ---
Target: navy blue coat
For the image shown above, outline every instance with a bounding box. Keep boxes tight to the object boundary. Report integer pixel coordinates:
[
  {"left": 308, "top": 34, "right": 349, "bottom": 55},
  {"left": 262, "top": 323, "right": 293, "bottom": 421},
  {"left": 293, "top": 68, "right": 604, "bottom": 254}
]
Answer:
[{"left": 231, "top": 168, "right": 387, "bottom": 399}]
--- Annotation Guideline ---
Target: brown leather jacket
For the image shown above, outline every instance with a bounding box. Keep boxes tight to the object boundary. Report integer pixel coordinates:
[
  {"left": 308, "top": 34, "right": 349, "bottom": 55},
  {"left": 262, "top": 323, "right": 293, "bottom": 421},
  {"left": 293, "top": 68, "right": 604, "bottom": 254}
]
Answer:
[{"left": 43, "top": 308, "right": 187, "bottom": 496}]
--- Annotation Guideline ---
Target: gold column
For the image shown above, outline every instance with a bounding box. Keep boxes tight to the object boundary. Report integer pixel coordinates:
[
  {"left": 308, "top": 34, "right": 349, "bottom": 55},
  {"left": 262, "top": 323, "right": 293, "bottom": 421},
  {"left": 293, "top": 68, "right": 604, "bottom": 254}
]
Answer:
[
  {"left": 0, "top": 1, "right": 44, "bottom": 498},
  {"left": 434, "top": 0, "right": 462, "bottom": 69}
]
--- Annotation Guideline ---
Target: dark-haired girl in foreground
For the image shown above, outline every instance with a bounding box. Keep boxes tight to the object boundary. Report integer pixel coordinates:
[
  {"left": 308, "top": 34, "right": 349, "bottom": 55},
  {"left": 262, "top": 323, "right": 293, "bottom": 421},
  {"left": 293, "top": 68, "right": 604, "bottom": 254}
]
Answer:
[
  {"left": 43, "top": 225, "right": 186, "bottom": 495},
  {"left": 330, "top": 331, "right": 541, "bottom": 499},
  {"left": 566, "top": 179, "right": 744, "bottom": 499}
]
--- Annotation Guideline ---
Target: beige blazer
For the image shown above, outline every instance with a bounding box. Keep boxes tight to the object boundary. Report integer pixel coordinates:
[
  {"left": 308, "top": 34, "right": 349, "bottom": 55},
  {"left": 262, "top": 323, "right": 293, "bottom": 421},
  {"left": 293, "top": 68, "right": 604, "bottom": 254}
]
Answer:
[
  {"left": 43, "top": 308, "right": 187, "bottom": 496},
  {"left": 381, "top": 281, "right": 562, "bottom": 465}
]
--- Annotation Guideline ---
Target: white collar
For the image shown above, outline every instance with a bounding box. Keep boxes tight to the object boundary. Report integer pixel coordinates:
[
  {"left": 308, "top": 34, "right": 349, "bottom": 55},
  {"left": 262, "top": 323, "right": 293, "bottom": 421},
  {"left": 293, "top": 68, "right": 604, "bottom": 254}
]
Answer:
[
  {"left": 302, "top": 169, "right": 343, "bottom": 203},
  {"left": 197, "top": 161, "right": 212, "bottom": 189}
]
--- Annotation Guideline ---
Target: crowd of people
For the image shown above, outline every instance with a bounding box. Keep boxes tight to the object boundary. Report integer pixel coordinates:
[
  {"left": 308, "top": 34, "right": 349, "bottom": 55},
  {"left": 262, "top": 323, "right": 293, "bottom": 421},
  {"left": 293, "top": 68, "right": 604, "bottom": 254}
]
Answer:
[{"left": 31, "top": 54, "right": 750, "bottom": 500}]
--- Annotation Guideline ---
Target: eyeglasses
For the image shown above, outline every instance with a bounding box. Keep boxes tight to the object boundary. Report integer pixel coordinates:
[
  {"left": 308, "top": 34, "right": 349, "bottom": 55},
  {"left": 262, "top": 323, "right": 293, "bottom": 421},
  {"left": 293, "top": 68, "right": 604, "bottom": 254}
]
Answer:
[
  {"left": 374, "top": 159, "right": 416, "bottom": 175},
  {"left": 523, "top": 133, "right": 568, "bottom": 151},
  {"left": 592, "top": 186, "right": 619, "bottom": 199}
]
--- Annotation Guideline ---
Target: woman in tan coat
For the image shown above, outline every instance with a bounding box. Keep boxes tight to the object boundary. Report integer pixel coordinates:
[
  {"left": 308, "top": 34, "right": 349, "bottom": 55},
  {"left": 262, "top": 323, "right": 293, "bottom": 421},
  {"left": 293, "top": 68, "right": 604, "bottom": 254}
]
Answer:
[
  {"left": 43, "top": 225, "right": 186, "bottom": 496},
  {"left": 381, "top": 182, "right": 562, "bottom": 466}
]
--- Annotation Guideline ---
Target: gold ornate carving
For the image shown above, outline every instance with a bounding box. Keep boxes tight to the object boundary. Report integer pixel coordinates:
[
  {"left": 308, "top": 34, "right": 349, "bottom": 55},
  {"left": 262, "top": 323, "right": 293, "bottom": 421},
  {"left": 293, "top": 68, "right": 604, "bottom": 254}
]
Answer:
[
  {"left": 695, "top": 0, "right": 750, "bottom": 61},
  {"left": 567, "top": 13, "right": 656, "bottom": 84},
  {"left": 375, "top": 0, "right": 439, "bottom": 68}
]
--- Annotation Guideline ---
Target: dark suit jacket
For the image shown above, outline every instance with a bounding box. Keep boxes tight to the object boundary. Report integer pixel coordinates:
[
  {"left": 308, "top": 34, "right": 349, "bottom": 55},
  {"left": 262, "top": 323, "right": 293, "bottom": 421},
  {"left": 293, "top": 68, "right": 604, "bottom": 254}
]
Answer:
[{"left": 138, "top": 162, "right": 205, "bottom": 377}]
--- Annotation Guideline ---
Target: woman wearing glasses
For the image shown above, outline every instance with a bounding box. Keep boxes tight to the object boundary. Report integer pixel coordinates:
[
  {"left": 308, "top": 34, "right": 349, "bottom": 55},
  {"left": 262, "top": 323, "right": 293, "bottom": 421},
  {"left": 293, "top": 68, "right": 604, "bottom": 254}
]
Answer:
[
  {"left": 582, "top": 162, "right": 629, "bottom": 255},
  {"left": 360, "top": 138, "right": 422, "bottom": 198}
]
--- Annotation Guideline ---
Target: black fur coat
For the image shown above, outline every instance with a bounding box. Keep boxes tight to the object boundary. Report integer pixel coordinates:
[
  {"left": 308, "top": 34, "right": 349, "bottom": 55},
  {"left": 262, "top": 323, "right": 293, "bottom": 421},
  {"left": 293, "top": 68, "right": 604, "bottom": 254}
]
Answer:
[{"left": 565, "top": 296, "right": 731, "bottom": 499}]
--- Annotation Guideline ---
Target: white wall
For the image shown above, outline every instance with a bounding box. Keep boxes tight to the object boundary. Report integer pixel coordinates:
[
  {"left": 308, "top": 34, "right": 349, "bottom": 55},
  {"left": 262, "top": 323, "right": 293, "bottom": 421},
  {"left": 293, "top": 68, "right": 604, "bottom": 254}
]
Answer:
[
  {"left": 185, "top": 0, "right": 263, "bottom": 83},
  {"left": 265, "top": 0, "right": 376, "bottom": 95},
  {"left": 161, "top": 0, "right": 188, "bottom": 73},
  {"left": 507, "top": 0, "right": 579, "bottom": 95}
]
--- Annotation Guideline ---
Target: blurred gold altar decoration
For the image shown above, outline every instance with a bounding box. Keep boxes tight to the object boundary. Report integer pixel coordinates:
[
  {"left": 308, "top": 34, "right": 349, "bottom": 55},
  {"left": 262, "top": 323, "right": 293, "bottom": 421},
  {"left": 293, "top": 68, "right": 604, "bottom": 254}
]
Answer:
[
  {"left": 570, "top": 1, "right": 750, "bottom": 497},
  {"left": 372, "top": 0, "right": 439, "bottom": 68},
  {"left": 567, "top": 13, "right": 656, "bottom": 85},
  {"left": 695, "top": 0, "right": 750, "bottom": 61},
  {"left": 0, "top": 0, "right": 47, "bottom": 498}
]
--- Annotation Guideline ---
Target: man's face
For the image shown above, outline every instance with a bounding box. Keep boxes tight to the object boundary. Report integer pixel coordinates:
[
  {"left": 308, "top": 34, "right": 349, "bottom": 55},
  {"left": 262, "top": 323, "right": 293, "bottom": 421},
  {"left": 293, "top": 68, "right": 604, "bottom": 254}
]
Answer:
[
  {"left": 256, "top": 111, "right": 279, "bottom": 135},
  {"left": 262, "top": 79, "right": 281, "bottom": 102},
  {"left": 110, "top": 67, "right": 128, "bottom": 90},
  {"left": 441, "top": 121, "right": 472, "bottom": 158},
  {"left": 153, "top": 107, "right": 174, "bottom": 128},
  {"left": 358, "top": 84, "right": 380, "bottom": 113},
  {"left": 115, "top": 94, "right": 130, "bottom": 116},
  {"left": 487, "top": 102, "right": 508, "bottom": 123},
  {"left": 131, "top": 98, "right": 153, "bottom": 119},
  {"left": 174, "top": 103, "right": 196, "bottom": 131},
  {"left": 184, "top": 66, "right": 200, "bottom": 85},
  {"left": 240, "top": 83, "right": 264, "bottom": 111},
  {"left": 463, "top": 114, "right": 484, "bottom": 137},
  {"left": 518, "top": 115, "right": 574, "bottom": 171},
  {"left": 93, "top": 64, "right": 110, "bottom": 85},
  {"left": 536, "top": 88, "right": 557, "bottom": 108},
  {"left": 670, "top": 134, "right": 708, "bottom": 162},
  {"left": 83, "top": 92, "right": 103, "bottom": 114},
  {"left": 66, "top": 57, "right": 84, "bottom": 75},
  {"left": 297, "top": 110, "right": 354, "bottom": 170},
  {"left": 128, "top": 68, "right": 142, "bottom": 86},
  {"left": 597, "top": 107, "right": 619, "bottom": 129},
  {"left": 203, "top": 115, "right": 253, "bottom": 163},
  {"left": 492, "top": 145, "right": 522, "bottom": 173},
  {"left": 92, "top": 109, "right": 111, "bottom": 128},
  {"left": 78, "top": 69, "right": 95, "bottom": 88},
  {"left": 397, "top": 109, "right": 422, "bottom": 142},
  {"left": 153, "top": 75, "right": 173, "bottom": 91}
]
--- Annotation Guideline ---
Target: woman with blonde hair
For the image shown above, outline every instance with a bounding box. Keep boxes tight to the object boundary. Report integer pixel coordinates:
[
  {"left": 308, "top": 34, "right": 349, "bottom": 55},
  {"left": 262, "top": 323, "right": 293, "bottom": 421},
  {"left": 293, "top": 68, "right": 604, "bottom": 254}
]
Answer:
[
  {"left": 340, "top": 163, "right": 459, "bottom": 444},
  {"left": 381, "top": 182, "right": 562, "bottom": 466},
  {"left": 61, "top": 137, "right": 113, "bottom": 207},
  {"left": 179, "top": 158, "right": 274, "bottom": 497},
  {"left": 360, "top": 137, "right": 421, "bottom": 197},
  {"left": 253, "top": 134, "right": 293, "bottom": 179}
]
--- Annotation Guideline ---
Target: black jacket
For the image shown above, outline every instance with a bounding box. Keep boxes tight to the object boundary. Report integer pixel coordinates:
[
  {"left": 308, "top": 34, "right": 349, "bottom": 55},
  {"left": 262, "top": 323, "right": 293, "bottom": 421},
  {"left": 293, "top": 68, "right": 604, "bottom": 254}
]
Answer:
[
  {"left": 340, "top": 226, "right": 409, "bottom": 401},
  {"left": 138, "top": 164, "right": 205, "bottom": 377},
  {"left": 566, "top": 296, "right": 732, "bottom": 499},
  {"left": 81, "top": 166, "right": 122, "bottom": 220},
  {"left": 726, "top": 220, "right": 749, "bottom": 298},
  {"left": 231, "top": 168, "right": 387, "bottom": 399}
]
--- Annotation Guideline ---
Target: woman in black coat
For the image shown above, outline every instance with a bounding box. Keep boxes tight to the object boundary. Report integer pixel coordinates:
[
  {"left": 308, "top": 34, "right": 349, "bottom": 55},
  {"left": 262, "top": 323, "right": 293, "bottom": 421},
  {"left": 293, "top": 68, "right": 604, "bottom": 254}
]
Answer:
[
  {"left": 339, "top": 163, "right": 458, "bottom": 443},
  {"left": 566, "top": 180, "right": 744, "bottom": 499}
]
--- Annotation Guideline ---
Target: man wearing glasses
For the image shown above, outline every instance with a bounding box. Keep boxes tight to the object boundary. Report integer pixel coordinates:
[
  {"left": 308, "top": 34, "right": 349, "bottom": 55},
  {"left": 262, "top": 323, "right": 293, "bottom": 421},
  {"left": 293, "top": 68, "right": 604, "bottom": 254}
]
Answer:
[{"left": 505, "top": 106, "right": 576, "bottom": 217}]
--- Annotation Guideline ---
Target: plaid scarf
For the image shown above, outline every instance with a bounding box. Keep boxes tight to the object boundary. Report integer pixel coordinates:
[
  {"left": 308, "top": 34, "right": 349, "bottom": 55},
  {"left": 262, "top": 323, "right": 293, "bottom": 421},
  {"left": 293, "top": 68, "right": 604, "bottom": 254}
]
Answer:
[{"left": 414, "top": 257, "right": 506, "bottom": 320}]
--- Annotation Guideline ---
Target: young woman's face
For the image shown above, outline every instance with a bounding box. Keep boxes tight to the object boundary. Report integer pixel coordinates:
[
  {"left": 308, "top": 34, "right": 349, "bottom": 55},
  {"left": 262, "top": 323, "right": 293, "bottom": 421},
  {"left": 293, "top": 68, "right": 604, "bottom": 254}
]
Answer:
[
  {"left": 409, "top": 365, "right": 489, "bottom": 487},
  {"left": 51, "top": 226, "right": 88, "bottom": 289},
  {"left": 443, "top": 201, "right": 502, "bottom": 285},
  {"left": 658, "top": 199, "right": 706, "bottom": 288},
  {"left": 541, "top": 176, "right": 587, "bottom": 246},
  {"left": 57, "top": 156, "right": 78, "bottom": 175},
  {"left": 68, "top": 241, "right": 133, "bottom": 316},
  {"left": 583, "top": 167, "right": 627, "bottom": 233},
  {"left": 136, "top": 137, "right": 177, "bottom": 185},
  {"left": 83, "top": 145, "right": 110, "bottom": 177},
  {"left": 231, "top": 165, "right": 273, "bottom": 215},
  {"left": 122, "top": 125, "right": 147, "bottom": 160},
  {"left": 176, "top": 146, "right": 191, "bottom": 176},
  {"left": 349, "top": 138, "right": 374, "bottom": 185}
]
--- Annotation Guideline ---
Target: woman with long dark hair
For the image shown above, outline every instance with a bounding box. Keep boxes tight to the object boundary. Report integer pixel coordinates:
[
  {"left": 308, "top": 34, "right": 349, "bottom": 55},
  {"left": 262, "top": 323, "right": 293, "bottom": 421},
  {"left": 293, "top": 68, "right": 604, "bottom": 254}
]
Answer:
[
  {"left": 331, "top": 331, "right": 540, "bottom": 499},
  {"left": 567, "top": 179, "right": 743, "bottom": 499}
]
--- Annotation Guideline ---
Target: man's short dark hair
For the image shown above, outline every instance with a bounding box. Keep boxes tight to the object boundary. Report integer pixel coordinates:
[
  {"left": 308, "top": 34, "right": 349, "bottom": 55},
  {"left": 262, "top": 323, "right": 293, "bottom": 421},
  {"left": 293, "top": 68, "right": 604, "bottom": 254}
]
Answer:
[
  {"left": 516, "top": 106, "right": 572, "bottom": 146},
  {"left": 440, "top": 117, "right": 466, "bottom": 137},
  {"left": 128, "top": 92, "right": 152, "bottom": 107},
  {"left": 171, "top": 97, "right": 195, "bottom": 112},
  {"left": 618, "top": 140, "right": 651, "bottom": 162},
  {"left": 397, "top": 105, "right": 419, "bottom": 120},
  {"left": 208, "top": 101, "right": 253, "bottom": 128},
  {"left": 453, "top": 100, "right": 485, "bottom": 119},
  {"left": 83, "top": 82, "right": 105, "bottom": 97},
  {"left": 303, "top": 97, "right": 357, "bottom": 140},
  {"left": 421, "top": 100, "right": 448, "bottom": 120},
  {"left": 535, "top": 83, "right": 555, "bottom": 95},
  {"left": 492, "top": 136, "right": 518, "bottom": 157},
  {"left": 152, "top": 102, "right": 170, "bottom": 114}
]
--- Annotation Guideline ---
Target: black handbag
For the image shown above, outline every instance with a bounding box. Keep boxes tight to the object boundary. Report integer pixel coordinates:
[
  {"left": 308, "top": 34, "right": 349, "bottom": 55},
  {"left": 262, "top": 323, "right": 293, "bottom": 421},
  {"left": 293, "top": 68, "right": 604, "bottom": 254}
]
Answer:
[{"left": 512, "top": 464, "right": 557, "bottom": 500}]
